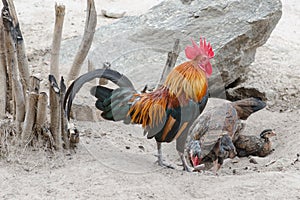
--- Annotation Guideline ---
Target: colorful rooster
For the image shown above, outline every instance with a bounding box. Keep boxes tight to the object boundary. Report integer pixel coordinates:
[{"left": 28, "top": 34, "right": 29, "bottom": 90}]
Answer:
[{"left": 64, "top": 37, "right": 214, "bottom": 171}]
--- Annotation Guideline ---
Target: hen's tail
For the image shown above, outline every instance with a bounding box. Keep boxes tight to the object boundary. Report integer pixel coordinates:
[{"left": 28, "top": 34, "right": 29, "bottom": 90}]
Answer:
[
  {"left": 63, "top": 68, "right": 134, "bottom": 120},
  {"left": 231, "top": 97, "right": 266, "bottom": 120}
]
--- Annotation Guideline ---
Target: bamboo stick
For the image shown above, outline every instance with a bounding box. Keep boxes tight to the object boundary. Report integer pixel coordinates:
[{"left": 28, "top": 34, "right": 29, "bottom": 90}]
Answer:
[
  {"left": 87, "top": 60, "right": 97, "bottom": 85},
  {"left": 36, "top": 92, "right": 55, "bottom": 147},
  {"left": 3, "top": 0, "right": 30, "bottom": 93},
  {"left": 50, "top": 4, "right": 65, "bottom": 80},
  {"left": 68, "top": 0, "right": 97, "bottom": 82},
  {"left": 157, "top": 39, "right": 180, "bottom": 87},
  {"left": 29, "top": 76, "right": 41, "bottom": 93},
  {"left": 22, "top": 75, "right": 41, "bottom": 143},
  {"left": 0, "top": 18, "right": 7, "bottom": 119},
  {"left": 99, "top": 62, "right": 111, "bottom": 85},
  {"left": 60, "top": 77, "right": 70, "bottom": 149},
  {"left": 35, "top": 92, "right": 48, "bottom": 132},
  {"left": 49, "top": 75, "right": 62, "bottom": 150},
  {"left": 2, "top": 7, "right": 25, "bottom": 129},
  {"left": 16, "top": 23, "right": 30, "bottom": 93},
  {"left": 1, "top": 7, "right": 13, "bottom": 115},
  {"left": 21, "top": 92, "right": 38, "bottom": 142}
]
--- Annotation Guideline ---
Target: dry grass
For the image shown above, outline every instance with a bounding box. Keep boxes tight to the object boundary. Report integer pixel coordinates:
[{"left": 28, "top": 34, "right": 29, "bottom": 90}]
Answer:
[{"left": 0, "top": 118, "right": 67, "bottom": 171}]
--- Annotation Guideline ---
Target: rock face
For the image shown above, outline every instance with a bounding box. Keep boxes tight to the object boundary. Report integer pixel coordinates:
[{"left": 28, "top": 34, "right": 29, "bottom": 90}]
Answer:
[{"left": 61, "top": 0, "right": 282, "bottom": 99}]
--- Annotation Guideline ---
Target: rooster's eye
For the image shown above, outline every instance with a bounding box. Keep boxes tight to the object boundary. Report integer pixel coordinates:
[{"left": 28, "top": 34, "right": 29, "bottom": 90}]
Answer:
[{"left": 203, "top": 56, "right": 208, "bottom": 62}]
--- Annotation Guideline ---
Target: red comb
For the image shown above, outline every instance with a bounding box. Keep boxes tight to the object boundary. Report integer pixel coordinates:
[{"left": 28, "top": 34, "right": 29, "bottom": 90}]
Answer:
[{"left": 185, "top": 37, "right": 214, "bottom": 60}]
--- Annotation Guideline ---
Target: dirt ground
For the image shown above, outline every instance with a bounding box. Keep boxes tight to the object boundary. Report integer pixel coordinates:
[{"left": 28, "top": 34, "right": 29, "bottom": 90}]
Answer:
[{"left": 1, "top": 0, "right": 300, "bottom": 199}]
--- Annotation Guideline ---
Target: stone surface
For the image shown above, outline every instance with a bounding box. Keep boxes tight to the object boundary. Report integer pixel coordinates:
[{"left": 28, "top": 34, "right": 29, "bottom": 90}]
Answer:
[
  {"left": 61, "top": 0, "right": 281, "bottom": 95},
  {"left": 60, "top": 0, "right": 282, "bottom": 120}
]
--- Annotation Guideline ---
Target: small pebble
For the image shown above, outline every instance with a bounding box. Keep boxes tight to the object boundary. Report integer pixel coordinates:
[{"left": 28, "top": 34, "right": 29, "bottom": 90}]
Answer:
[
  {"left": 249, "top": 157, "right": 258, "bottom": 164},
  {"left": 138, "top": 145, "right": 145, "bottom": 151}
]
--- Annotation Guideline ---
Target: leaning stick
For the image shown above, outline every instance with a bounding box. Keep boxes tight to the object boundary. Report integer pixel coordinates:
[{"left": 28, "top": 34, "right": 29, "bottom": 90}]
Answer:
[
  {"left": 2, "top": 6, "right": 25, "bottom": 128},
  {"left": 4, "top": 0, "right": 30, "bottom": 93},
  {"left": 16, "top": 24, "right": 30, "bottom": 94},
  {"left": 157, "top": 39, "right": 180, "bottom": 87},
  {"left": 0, "top": 18, "right": 7, "bottom": 119},
  {"left": 15, "top": 23, "right": 30, "bottom": 93},
  {"left": 50, "top": 4, "right": 65, "bottom": 80},
  {"left": 68, "top": 0, "right": 97, "bottom": 82}
]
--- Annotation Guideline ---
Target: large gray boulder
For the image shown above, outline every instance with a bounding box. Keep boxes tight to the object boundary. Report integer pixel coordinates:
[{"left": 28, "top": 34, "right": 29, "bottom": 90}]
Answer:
[{"left": 61, "top": 0, "right": 282, "bottom": 98}]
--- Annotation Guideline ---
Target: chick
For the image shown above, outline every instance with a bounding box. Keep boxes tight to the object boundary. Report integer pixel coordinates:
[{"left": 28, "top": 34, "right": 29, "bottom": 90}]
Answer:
[{"left": 234, "top": 129, "right": 276, "bottom": 157}]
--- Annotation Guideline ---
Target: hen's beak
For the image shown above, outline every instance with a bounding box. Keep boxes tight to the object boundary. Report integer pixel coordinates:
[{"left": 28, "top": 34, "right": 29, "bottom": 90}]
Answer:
[{"left": 190, "top": 152, "right": 202, "bottom": 167}]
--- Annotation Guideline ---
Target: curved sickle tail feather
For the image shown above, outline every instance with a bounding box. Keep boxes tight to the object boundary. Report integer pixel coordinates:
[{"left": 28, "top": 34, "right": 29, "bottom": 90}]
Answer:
[{"left": 63, "top": 68, "right": 135, "bottom": 120}]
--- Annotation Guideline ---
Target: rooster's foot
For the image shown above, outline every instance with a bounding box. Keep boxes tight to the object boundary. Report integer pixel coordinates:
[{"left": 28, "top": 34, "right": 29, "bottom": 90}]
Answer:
[{"left": 154, "top": 155, "right": 175, "bottom": 169}]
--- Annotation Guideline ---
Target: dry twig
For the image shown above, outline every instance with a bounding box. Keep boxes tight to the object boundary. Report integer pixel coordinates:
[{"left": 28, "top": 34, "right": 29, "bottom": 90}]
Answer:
[
  {"left": 157, "top": 39, "right": 180, "bottom": 87},
  {"left": 0, "top": 17, "right": 7, "bottom": 119},
  {"left": 2, "top": 5, "right": 25, "bottom": 129},
  {"left": 49, "top": 75, "right": 62, "bottom": 150},
  {"left": 68, "top": 0, "right": 97, "bottom": 83},
  {"left": 50, "top": 4, "right": 65, "bottom": 80}
]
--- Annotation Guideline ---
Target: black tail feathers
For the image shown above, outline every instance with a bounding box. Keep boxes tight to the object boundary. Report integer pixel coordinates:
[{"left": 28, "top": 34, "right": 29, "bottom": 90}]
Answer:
[
  {"left": 64, "top": 68, "right": 135, "bottom": 120},
  {"left": 90, "top": 86, "right": 135, "bottom": 122}
]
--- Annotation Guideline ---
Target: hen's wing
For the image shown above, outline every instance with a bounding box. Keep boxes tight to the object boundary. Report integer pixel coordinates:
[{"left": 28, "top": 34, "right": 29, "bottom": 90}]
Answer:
[{"left": 231, "top": 98, "right": 266, "bottom": 120}]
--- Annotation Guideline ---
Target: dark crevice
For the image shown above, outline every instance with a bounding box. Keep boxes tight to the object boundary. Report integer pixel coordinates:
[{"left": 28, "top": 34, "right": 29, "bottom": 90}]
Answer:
[{"left": 225, "top": 77, "right": 242, "bottom": 90}]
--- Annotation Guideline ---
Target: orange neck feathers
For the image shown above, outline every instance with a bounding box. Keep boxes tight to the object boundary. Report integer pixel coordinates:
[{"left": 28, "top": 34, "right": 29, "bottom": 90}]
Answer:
[{"left": 164, "top": 61, "right": 208, "bottom": 103}]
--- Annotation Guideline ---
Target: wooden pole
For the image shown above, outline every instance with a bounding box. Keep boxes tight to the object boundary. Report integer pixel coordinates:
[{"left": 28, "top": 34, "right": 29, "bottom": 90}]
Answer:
[
  {"left": 87, "top": 60, "right": 97, "bottom": 85},
  {"left": 49, "top": 75, "right": 62, "bottom": 150},
  {"left": 29, "top": 76, "right": 41, "bottom": 93},
  {"left": 21, "top": 92, "right": 38, "bottom": 143},
  {"left": 35, "top": 92, "right": 55, "bottom": 147},
  {"left": 0, "top": 17, "right": 7, "bottom": 119},
  {"left": 3, "top": 0, "right": 30, "bottom": 93},
  {"left": 50, "top": 4, "right": 65, "bottom": 80},
  {"left": 2, "top": 6, "right": 25, "bottom": 129},
  {"left": 157, "top": 39, "right": 180, "bottom": 87},
  {"left": 16, "top": 23, "right": 30, "bottom": 93},
  {"left": 99, "top": 62, "right": 111, "bottom": 85},
  {"left": 68, "top": 0, "right": 97, "bottom": 82},
  {"left": 60, "top": 77, "right": 70, "bottom": 149},
  {"left": 35, "top": 92, "right": 48, "bottom": 133},
  {"left": 21, "top": 76, "right": 41, "bottom": 143}
]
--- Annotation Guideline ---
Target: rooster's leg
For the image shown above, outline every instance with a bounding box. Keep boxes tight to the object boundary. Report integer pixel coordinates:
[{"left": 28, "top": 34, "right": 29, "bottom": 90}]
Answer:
[
  {"left": 178, "top": 152, "right": 194, "bottom": 172},
  {"left": 155, "top": 142, "right": 174, "bottom": 169}
]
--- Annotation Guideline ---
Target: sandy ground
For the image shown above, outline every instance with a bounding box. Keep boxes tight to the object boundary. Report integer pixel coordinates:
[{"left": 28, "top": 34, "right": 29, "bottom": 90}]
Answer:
[{"left": 1, "top": 0, "right": 300, "bottom": 199}]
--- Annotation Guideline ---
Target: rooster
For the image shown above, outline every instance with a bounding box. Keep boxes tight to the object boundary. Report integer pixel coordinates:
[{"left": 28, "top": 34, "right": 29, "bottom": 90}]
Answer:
[{"left": 64, "top": 37, "right": 214, "bottom": 171}]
